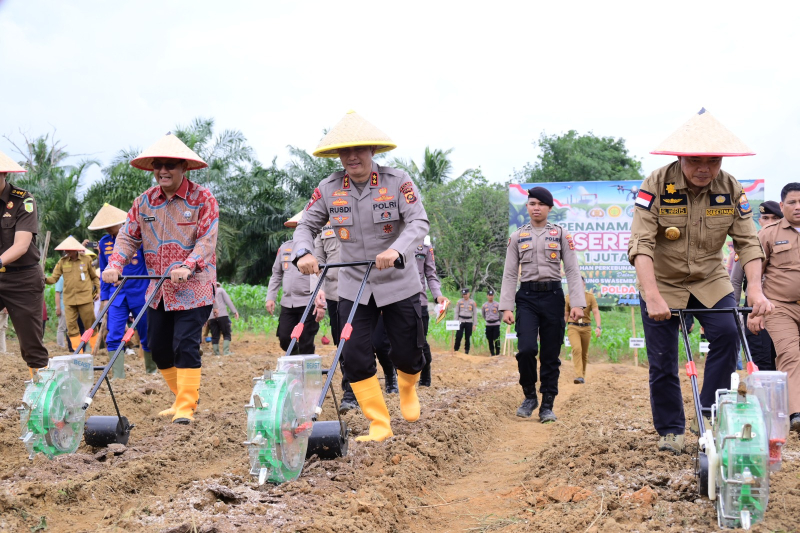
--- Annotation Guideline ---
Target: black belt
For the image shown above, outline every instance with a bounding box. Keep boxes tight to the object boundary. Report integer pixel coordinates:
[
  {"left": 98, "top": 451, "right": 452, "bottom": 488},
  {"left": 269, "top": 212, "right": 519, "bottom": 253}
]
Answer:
[
  {"left": 520, "top": 281, "right": 561, "bottom": 291},
  {"left": 458, "top": 317, "right": 472, "bottom": 320},
  {"left": 0, "top": 263, "right": 39, "bottom": 273},
  {"left": 568, "top": 322, "right": 589, "bottom": 326}
]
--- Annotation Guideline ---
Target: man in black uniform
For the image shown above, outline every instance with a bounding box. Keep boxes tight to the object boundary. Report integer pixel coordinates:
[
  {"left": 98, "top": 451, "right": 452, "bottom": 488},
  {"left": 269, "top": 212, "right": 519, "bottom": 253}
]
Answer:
[{"left": 0, "top": 150, "right": 49, "bottom": 376}]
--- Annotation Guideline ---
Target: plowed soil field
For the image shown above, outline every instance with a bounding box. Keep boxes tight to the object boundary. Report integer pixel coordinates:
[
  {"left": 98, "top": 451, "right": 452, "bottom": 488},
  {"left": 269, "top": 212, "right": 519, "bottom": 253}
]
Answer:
[{"left": 1, "top": 333, "right": 799, "bottom": 532}]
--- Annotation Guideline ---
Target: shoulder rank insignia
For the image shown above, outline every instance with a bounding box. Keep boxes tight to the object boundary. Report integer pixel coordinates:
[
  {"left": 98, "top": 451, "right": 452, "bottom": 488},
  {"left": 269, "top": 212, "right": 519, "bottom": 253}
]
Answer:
[{"left": 9, "top": 188, "right": 26, "bottom": 198}]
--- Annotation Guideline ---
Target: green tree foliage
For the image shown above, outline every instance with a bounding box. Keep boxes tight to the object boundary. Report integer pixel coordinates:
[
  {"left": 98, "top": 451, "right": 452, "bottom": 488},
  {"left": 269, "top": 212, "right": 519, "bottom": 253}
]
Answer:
[
  {"left": 4, "top": 132, "right": 98, "bottom": 249},
  {"left": 82, "top": 148, "right": 155, "bottom": 226},
  {"left": 392, "top": 146, "right": 470, "bottom": 190},
  {"left": 513, "top": 130, "right": 643, "bottom": 183},
  {"left": 424, "top": 169, "right": 507, "bottom": 292}
]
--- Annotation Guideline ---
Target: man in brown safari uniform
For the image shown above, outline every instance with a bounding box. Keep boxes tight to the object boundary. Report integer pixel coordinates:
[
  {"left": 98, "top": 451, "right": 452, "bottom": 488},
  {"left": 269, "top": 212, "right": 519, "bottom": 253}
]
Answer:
[{"left": 628, "top": 108, "right": 772, "bottom": 454}]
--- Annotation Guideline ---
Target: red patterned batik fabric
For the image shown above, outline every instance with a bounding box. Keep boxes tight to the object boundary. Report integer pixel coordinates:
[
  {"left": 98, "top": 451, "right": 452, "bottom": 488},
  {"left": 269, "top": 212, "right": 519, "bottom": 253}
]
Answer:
[{"left": 108, "top": 177, "right": 219, "bottom": 311}]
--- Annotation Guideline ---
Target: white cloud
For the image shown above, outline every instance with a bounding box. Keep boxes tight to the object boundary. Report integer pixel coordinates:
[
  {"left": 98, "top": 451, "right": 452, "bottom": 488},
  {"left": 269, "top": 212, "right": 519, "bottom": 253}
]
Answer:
[{"left": 1, "top": 0, "right": 798, "bottom": 201}]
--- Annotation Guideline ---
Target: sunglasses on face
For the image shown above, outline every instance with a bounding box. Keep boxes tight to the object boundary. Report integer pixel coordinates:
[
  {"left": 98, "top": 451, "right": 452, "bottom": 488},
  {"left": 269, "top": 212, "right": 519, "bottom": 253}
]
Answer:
[{"left": 151, "top": 160, "right": 180, "bottom": 171}]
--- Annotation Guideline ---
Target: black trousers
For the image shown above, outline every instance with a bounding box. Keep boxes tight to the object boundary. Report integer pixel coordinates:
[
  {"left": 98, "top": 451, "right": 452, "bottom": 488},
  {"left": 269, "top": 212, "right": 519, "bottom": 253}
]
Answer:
[
  {"left": 421, "top": 307, "right": 432, "bottom": 366},
  {"left": 454, "top": 322, "right": 473, "bottom": 353},
  {"left": 746, "top": 326, "right": 777, "bottom": 371},
  {"left": 486, "top": 324, "right": 501, "bottom": 355},
  {"left": 277, "top": 306, "right": 320, "bottom": 355},
  {"left": 641, "top": 293, "right": 739, "bottom": 435},
  {"left": 209, "top": 316, "right": 232, "bottom": 342},
  {"left": 148, "top": 301, "right": 212, "bottom": 369},
  {"left": 327, "top": 299, "right": 341, "bottom": 346},
  {"left": 372, "top": 314, "right": 395, "bottom": 373},
  {"left": 337, "top": 294, "right": 425, "bottom": 383},
  {"left": 515, "top": 288, "right": 565, "bottom": 398}
]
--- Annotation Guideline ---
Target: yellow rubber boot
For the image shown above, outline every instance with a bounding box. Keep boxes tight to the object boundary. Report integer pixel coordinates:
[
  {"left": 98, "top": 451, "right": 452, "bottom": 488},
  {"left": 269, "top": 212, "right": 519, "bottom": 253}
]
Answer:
[
  {"left": 172, "top": 368, "right": 202, "bottom": 424},
  {"left": 397, "top": 370, "right": 421, "bottom": 422},
  {"left": 158, "top": 367, "right": 179, "bottom": 417},
  {"left": 70, "top": 336, "right": 82, "bottom": 353},
  {"left": 350, "top": 375, "right": 393, "bottom": 442}
]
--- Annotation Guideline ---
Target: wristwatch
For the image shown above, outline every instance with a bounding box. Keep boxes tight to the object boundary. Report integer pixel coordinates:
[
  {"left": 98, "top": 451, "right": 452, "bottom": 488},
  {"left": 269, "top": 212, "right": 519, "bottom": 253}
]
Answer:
[{"left": 293, "top": 248, "right": 311, "bottom": 263}]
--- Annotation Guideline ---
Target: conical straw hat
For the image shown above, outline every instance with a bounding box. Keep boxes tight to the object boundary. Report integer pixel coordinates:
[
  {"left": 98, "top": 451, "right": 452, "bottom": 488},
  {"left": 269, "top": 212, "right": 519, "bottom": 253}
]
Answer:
[
  {"left": 312, "top": 111, "right": 396, "bottom": 158},
  {"left": 55, "top": 235, "right": 87, "bottom": 251},
  {"left": 651, "top": 108, "right": 754, "bottom": 157},
  {"left": 130, "top": 132, "right": 208, "bottom": 171},
  {"left": 284, "top": 211, "right": 303, "bottom": 228},
  {"left": 0, "top": 149, "right": 26, "bottom": 173},
  {"left": 88, "top": 203, "right": 129, "bottom": 230}
]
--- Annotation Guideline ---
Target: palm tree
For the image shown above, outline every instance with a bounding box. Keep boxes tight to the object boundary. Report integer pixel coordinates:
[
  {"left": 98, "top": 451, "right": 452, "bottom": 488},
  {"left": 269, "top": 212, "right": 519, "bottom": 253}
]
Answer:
[{"left": 392, "top": 147, "right": 471, "bottom": 191}]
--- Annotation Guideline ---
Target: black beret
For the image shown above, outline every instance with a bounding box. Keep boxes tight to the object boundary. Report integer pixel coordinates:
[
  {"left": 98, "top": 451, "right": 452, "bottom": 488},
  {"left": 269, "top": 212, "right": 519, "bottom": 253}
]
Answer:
[
  {"left": 527, "top": 186, "right": 554, "bottom": 207},
  {"left": 487, "top": 289, "right": 495, "bottom": 295},
  {"left": 461, "top": 288, "right": 469, "bottom": 294},
  {"left": 759, "top": 200, "right": 783, "bottom": 218}
]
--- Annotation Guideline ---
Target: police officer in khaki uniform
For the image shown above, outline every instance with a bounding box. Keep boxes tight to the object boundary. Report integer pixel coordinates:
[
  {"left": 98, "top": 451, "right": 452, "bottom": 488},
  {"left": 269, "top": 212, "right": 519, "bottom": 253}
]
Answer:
[
  {"left": 752, "top": 183, "right": 800, "bottom": 432},
  {"left": 482, "top": 290, "right": 501, "bottom": 356},
  {"left": 414, "top": 237, "right": 446, "bottom": 385},
  {"left": 565, "top": 277, "right": 601, "bottom": 384},
  {"left": 46, "top": 236, "right": 101, "bottom": 352},
  {"left": 294, "top": 110, "right": 428, "bottom": 442},
  {"left": 453, "top": 289, "right": 477, "bottom": 354},
  {"left": 266, "top": 222, "right": 324, "bottom": 354},
  {"left": 730, "top": 200, "right": 783, "bottom": 372},
  {"left": 501, "top": 187, "right": 585, "bottom": 422},
  {"left": 0, "top": 149, "right": 49, "bottom": 374},
  {"left": 628, "top": 109, "right": 772, "bottom": 454}
]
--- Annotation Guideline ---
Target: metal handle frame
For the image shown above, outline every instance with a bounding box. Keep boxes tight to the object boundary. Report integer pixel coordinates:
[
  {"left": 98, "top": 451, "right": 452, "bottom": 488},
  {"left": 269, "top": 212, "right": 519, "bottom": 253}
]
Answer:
[
  {"left": 671, "top": 306, "right": 755, "bottom": 436},
  {"left": 82, "top": 275, "right": 169, "bottom": 411}
]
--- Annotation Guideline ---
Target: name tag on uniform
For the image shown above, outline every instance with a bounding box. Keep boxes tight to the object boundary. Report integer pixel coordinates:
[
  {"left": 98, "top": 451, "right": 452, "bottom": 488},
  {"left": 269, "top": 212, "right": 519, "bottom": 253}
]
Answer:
[
  {"left": 519, "top": 237, "right": 532, "bottom": 243},
  {"left": 706, "top": 208, "right": 734, "bottom": 217},
  {"left": 659, "top": 207, "right": 687, "bottom": 215},
  {"left": 775, "top": 240, "right": 789, "bottom": 245},
  {"left": 143, "top": 216, "right": 156, "bottom": 222},
  {"left": 80, "top": 273, "right": 86, "bottom": 281}
]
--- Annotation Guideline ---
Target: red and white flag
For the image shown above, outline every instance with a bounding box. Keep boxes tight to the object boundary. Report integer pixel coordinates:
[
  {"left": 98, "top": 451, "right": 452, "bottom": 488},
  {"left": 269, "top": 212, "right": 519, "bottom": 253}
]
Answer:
[{"left": 635, "top": 190, "right": 654, "bottom": 209}]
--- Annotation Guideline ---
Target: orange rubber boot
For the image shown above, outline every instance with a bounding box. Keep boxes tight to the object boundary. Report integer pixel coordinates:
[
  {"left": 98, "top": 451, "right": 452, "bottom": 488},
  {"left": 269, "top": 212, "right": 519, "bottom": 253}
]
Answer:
[
  {"left": 158, "top": 367, "right": 178, "bottom": 417},
  {"left": 87, "top": 333, "right": 98, "bottom": 352},
  {"left": 397, "top": 370, "right": 421, "bottom": 422},
  {"left": 350, "top": 375, "right": 393, "bottom": 442},
  {"left": 172, "top": 368, "right": 201, "bottom": 424}
]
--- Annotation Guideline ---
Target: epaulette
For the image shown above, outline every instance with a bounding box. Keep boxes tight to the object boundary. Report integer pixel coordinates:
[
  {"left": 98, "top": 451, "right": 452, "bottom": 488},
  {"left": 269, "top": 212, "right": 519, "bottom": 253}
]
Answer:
[
  {"left": 323, "top": 171, "right": 346, "bottom": 184},
  {"left": 9, "top": 187, "right": 27, "bottom": 198}
]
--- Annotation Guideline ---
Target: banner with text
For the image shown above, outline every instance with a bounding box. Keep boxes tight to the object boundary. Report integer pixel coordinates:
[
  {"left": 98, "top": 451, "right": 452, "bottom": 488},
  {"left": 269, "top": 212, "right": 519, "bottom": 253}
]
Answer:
[{"left": 509, "top": 179, "right": 765, "bottom": 305}]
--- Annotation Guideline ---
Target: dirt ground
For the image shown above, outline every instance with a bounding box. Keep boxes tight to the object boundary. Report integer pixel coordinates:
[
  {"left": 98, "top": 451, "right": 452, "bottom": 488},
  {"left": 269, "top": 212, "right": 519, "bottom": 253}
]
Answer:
[{"left": 1, "top": 333, "right": 799, "bottom": 533}]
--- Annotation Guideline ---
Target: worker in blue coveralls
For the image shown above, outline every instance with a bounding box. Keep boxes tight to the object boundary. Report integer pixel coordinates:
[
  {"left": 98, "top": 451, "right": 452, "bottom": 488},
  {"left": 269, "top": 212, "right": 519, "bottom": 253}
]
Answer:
[{"left": 88, "top": 203, "right": 154, "bottom": 377}]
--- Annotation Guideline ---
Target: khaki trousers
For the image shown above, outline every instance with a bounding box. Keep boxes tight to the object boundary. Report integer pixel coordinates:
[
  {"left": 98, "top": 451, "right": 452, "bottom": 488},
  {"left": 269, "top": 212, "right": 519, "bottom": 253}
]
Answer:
[
  {"left": 568, "top": 324, "right": 592, "bottom": 378},
  {"left": 65, "top": 302, "right": 96, "bottom": 337},
  {"left": 765, "top": 301, "right": 800, "bottom": 414}
]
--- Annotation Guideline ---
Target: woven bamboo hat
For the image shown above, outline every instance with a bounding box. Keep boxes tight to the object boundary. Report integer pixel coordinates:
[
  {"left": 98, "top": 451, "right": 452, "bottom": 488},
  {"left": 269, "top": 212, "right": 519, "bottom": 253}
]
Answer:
[
  {"left": 88, "top": 203, "right": 128, "bottom": 231},
  {"left": 284, "top": 211, "right": 303, "bottom": 228},
  {"left": 312, "top": 111, "right": 396, "bottom": 158},
  {"left": 55, "top": 235, "right": 87, "bottom": 252},
  {"left": 0, "top": 149, "right": 26, "bottom": 173},
  {"left": 651, "top": 108, "right": 755, "bottom": 157},
  {"left": 130, "top": 132, "right": 208, "bottom": 171}
]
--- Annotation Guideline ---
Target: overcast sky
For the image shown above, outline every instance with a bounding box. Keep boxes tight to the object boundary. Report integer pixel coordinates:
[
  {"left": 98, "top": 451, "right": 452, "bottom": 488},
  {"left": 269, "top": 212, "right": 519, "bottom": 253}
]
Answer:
[{"left": 1, "top": 1, "right": 798, "bottom": 200}]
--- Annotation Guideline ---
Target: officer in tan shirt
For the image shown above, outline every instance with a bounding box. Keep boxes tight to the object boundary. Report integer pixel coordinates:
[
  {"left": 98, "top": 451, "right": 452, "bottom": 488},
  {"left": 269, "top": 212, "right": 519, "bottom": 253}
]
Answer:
[
  {"left": 753, "top": 183, "right": 800, "bottom": 432},
  {"left": 628, "top": 108, "right": 772, "bottom": 454},
  {"left": 501, "top": 187, "right": 585, "bottom": 423},
  {"left": 453, "top": 289, "right": 477, "bottom": 354},
  {"left": 565, "top": 278, "right": 601, "bottom": 384},
  {"left": 294, "top": 111, "right": 429, "bottom": 443},
  {"left": 482, "top": 290, "right": 501, "bottom": 356}
]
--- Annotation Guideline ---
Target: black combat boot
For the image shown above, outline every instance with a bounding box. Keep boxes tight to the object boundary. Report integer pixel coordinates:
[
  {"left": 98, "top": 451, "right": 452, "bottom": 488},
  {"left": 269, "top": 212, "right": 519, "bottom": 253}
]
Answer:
[
  {"left": 516, "top": 390, "right": 538, "bottom": 418},
  {"left": 419, "top": 362, "right": 432, "bottom": 387},
  {"left": 539, "top": 394, "right": 557, "bottom": 423},
  {"left": 384, "top": 368, "right": 399, "bottom": 394},
  {"left": 339, "top": 383, "right": 359, "bottom": 414}
]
